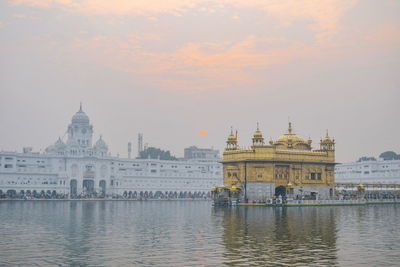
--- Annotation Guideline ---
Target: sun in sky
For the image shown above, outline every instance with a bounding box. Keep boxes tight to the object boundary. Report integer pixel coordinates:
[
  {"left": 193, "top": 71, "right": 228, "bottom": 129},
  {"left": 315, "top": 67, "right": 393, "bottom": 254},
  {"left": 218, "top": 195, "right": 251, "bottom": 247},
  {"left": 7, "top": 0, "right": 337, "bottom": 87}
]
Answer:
[{"left": 200, "top": 129, "right": 207, "bottom": 136}]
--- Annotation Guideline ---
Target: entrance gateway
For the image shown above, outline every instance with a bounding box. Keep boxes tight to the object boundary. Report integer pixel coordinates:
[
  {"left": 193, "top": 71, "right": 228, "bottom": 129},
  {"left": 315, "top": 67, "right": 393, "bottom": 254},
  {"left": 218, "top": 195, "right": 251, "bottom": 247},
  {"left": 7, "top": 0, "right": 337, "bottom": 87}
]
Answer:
[
  {"left": 83, "top": 179, "right": 95, "bottom": 195},
  {"left": 275, "top": 186, "right": 286, "bottom": 197}
]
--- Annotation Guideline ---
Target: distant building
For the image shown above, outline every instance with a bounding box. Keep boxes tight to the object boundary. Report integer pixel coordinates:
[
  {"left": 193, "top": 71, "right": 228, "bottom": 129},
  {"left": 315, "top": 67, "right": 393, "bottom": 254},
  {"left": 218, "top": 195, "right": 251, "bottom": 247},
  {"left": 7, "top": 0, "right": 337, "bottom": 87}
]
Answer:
[
  {"left": 184, "top": 146, "right": 219, "bottom": 160},
  {"left": 0, "top": 105, "right": 222, "bottom": 198},
  {"left": 217, "top": 123, "right": 336, "bottom": 201},
  {"left": 335, "top": 156, "right": 400, "bottom": 184}
]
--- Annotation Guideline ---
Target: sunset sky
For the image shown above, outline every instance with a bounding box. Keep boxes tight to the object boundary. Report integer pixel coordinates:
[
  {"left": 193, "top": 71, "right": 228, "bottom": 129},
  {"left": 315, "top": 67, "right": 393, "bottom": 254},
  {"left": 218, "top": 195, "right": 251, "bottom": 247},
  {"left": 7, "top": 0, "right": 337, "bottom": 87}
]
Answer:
[{"left": 0, "top": 0, "right": 399, "bottom": 162}]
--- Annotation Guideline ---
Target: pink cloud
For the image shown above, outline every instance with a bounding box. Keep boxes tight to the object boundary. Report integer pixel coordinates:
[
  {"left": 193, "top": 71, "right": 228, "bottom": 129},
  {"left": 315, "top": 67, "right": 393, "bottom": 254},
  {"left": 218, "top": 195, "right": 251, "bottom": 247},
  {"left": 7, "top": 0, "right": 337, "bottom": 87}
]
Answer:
[
  {"left": 10, "top": 0, "right": 357, "bottom": 40},
  {"left": 66, "top": 34, "right": 313, "bottom": 90},
  {"left": 9, "top": 0, "right": 370, "bottom": 90}
]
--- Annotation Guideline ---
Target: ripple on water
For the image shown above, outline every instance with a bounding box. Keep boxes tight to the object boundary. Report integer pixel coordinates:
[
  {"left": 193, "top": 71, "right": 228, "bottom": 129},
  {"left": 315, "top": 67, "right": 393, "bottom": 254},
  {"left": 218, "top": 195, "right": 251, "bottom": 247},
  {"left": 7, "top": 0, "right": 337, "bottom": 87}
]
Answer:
[{"left": 0, "top": 201, "right": 399, "bottom": 266}]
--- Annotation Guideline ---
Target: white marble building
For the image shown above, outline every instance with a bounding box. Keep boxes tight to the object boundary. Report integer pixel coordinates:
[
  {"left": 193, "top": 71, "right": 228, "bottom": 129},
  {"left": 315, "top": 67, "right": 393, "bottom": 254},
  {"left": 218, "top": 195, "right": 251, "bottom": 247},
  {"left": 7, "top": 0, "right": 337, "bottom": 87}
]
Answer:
[
  {"left": 0, "top": 105, "right": 222, "bottom": 198},
  {"left": 335, "top": 157, "right": 400, "bottom": 184}
]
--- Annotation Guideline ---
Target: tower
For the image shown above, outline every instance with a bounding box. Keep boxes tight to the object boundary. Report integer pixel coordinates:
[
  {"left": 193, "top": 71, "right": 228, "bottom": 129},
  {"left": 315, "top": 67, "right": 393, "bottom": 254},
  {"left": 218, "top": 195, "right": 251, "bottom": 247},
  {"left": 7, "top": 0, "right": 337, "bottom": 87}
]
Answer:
[
  {"left": 137, "top": 133, "right": 143, "bottom": 157},
  {"left": 226, "top": 127, "right": 238, "bottom": 150},
  {"left": 320, "top": 130, "right": 335, "bottom": 151},
  {"left": 128, "top": 142, "right": 132, "bottom": 159},
  {"left": 252, "top": 122, "right": 264, "bottom": 146},
  {"left": 67, "top": 103, "right": 93, "bottom": 149}
]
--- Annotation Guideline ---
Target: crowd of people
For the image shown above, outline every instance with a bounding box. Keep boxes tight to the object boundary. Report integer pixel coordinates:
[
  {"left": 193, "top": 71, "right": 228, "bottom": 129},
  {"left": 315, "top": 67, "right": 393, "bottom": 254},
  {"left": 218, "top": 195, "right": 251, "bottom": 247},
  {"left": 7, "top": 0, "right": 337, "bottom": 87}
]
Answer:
[{"left": 0, "top": 189, "right": 211, "bottom": 200}]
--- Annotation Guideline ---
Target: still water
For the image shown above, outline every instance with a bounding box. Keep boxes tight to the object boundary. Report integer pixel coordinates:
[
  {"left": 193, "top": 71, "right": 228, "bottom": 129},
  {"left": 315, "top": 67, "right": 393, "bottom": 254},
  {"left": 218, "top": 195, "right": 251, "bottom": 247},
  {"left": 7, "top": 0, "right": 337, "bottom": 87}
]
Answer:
[{"left": 0, "top": 201, "right": 399, "bottom": 266}]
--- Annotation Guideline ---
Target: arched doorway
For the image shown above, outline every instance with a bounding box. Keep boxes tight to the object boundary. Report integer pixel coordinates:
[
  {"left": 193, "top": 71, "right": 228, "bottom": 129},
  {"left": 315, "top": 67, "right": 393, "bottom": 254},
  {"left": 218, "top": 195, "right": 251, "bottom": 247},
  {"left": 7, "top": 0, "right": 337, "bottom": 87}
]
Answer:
[
  {"left": 83, "top": 179, "right": 95, "bottom": 195},
  {"left": 70, "top": 179, "right": 78, "bottom": 196},
  {"left": 6, "top": 190, "right": 16, "bottom": 198},
  {"left": 275, "top": 186, "right": 286, "bottom": 197},
  {"left": 99, "top": 180, "right": 106, "bottom": 195}
]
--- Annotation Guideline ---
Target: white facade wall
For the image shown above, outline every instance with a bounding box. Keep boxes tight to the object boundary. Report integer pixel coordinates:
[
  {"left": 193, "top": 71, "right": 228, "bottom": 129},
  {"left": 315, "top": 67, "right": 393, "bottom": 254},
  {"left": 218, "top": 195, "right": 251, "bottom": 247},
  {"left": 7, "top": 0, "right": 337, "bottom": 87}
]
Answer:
[
  {"left": 0, "top": 107, "right": 222, "bottom": 197},
  {"left": 335, "top": 158, "right": 400, "bottom": 184}
]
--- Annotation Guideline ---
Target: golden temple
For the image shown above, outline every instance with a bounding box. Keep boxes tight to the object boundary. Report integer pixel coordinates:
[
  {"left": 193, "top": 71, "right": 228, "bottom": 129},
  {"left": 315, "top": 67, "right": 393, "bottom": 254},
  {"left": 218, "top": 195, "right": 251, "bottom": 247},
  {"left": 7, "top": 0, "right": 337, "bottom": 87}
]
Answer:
[{"left": 215, "top": 122, "right": 336, "bottom": 202}]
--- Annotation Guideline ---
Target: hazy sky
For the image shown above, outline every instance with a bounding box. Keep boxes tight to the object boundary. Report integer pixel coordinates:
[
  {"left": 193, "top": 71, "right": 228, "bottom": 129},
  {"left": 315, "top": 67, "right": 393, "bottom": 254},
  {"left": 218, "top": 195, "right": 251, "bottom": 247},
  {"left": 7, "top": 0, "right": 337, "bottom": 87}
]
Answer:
[{"left": 0, "top": 0, "right": 399, "bottom": 162}]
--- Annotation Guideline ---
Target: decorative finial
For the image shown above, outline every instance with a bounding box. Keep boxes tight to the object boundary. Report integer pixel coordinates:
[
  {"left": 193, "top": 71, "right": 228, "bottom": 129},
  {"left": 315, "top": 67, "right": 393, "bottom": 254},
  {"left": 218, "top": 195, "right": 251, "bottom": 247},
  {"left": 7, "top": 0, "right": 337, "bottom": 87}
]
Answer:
[
  {"left": 79, "top": 102, "right": 83, "bottom": 112},
  {"left": 288, "top": 121, "right": 292, "bottom": 133},
  {"left": 230, "top": 126, "right": 233, "bottom": 135},
  {"left": 326, "top": 129, "right": 329, "bottom": 137},
  {"left": 100, "top": 134, "right": 103, "bottom": 140},
  {"left": 256, "top": 122, "right": 259, "bottom": 131}
]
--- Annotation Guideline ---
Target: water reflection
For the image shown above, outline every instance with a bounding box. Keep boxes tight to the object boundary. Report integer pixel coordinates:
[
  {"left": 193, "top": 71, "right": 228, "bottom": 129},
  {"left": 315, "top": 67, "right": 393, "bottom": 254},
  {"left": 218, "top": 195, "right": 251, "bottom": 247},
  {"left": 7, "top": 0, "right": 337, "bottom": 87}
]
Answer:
[
  {"left": 215, "top": 207, "right": 338, "bottom": 266},
  {"left": 0, "top": 201, "right": 399, "bottom": 266}
]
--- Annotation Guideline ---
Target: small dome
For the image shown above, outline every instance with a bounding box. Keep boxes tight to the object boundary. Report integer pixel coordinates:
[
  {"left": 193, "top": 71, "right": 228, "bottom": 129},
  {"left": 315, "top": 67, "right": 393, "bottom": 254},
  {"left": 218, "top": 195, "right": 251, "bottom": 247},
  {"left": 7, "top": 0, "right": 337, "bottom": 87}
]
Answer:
[
  {"left": 228, "top": 134, "right": 237, "bottom": 141},
  {"left": 71, "top": 103, "right": 90, "bottom": 123},
  {"left": 227, "top": 128, "right": 237, "bottom": 141},
  {"left": 94, "top": 135, "right": 108, "bottom": 150},
  {"left": 320, "top": 130, "right": 334, "bottom": 144},
  {"left": 54, "top": 137, "right": 66, "bottom": 148},
  {"left": 253, "top": 123, "right": 263, "bottom": 138},
  {"left": 307, "top": 137, "right": 312, "bottom": 145},
  {"left": 253, "top": 130, "right": 263, "bottom": 138},
  {"left": 269, "top": 138, "right": 274, "bottom": 145}
]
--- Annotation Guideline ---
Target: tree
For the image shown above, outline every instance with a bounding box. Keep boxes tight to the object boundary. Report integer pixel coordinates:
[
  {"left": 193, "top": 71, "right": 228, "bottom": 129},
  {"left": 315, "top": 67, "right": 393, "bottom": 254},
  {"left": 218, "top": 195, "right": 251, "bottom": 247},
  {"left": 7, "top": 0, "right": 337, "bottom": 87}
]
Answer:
[
  {"left": 379, "top": 151, "right": 400, "bottom": 160},
  {"left": 138, "top": 147, "right": 177, "bottom": 160}
]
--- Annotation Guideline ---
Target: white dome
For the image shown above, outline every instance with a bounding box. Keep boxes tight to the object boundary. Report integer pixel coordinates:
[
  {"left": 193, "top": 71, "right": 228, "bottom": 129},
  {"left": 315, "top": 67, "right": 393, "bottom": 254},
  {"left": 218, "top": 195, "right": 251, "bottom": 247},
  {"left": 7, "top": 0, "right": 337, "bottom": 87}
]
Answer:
[
  {"left": 54, "top": 138, "right": 66, "bottom": 149},
  {"left": 71, "top": 104, "right": 90, "bottom": 123},
  {"left": 94, "top": 136, "right": 108, "bottom": 150}
]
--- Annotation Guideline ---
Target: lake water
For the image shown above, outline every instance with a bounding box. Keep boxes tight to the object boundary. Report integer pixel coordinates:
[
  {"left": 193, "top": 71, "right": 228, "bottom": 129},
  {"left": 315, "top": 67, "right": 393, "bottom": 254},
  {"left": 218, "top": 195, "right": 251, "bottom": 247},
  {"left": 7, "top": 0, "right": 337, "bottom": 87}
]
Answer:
[{"left": 0, "top": 201, "right": 399, "bottom": 266}]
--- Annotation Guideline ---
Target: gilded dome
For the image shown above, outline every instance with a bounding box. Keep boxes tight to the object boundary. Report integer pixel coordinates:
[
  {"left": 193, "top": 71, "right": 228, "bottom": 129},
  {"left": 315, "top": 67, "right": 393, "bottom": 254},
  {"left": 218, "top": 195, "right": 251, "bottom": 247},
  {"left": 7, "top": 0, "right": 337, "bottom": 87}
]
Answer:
[
  {"left": 276, "top": 122, "right": 306, "bottom": 144},
  {"left": 253, "top": 129, "right": 263, "bottom": 138},
  {"left": 227, "top": 127, "right": 237, "bottom": 141},
  {"left": 228, "top": 134, "right": 237, "bottom": 141},
  {"left": 320, "top": 130, "right": 334, "bottom": 144}
]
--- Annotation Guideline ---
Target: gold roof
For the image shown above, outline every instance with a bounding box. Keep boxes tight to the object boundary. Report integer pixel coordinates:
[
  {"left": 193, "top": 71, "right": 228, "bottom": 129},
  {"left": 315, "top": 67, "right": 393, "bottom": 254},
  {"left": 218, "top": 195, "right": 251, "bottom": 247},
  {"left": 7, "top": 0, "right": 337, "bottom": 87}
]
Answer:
[
  {"left": 253, "top": 122, "right": 263, "bottom": 138},
  {"left": 228, "top": 134, "right": 237, "bottom": 141},
  {"left": 253, "top": 130, "right": 263, "bottom": 138},
  {"left": 227, "top": 127, "right": 237, "bottom": 141},
  {"left": 320, "top": 130, "right": 334, "bottom": 144},
  {"left": 276, "top": 122, "right": 306, "bottom": 145}
]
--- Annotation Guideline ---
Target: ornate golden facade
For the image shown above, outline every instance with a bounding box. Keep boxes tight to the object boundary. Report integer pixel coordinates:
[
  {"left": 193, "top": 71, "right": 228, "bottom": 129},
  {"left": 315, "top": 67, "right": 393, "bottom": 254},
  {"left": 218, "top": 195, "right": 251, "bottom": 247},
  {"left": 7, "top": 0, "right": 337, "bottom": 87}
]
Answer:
[{"left": 221, "top": 123, "right": 336, "bottom": 201}]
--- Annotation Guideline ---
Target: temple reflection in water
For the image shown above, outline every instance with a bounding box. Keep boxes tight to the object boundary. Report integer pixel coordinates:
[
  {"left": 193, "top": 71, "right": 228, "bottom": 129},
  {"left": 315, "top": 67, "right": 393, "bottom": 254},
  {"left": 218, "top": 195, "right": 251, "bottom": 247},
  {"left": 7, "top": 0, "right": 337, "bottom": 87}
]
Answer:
[{"left": 214, "top": 206, "right": 338, "bottom": 266}]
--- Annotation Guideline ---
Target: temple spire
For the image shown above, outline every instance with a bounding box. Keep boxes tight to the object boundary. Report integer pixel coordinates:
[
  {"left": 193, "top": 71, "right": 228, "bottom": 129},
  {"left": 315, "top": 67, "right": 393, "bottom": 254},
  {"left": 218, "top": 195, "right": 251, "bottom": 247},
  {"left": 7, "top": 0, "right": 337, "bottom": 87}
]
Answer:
[
  {"left": 79, "top": 102, "right": 83, "bottom": 112},
  {"left": 288, "top": 122, "right": 292, "bottom": 134}
]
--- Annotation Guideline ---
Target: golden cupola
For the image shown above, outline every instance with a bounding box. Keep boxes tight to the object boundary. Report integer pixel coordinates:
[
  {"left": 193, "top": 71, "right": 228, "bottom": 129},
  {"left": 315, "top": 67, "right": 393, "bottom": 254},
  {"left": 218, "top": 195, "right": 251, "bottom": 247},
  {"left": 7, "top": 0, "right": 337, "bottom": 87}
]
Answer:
[
  {"left": 272, "top": 122, "right": 311, "bottom": 150},
  {"left": 252, "top": 123, "right": 264, "bottom": 146},
  {"left": 226, "top": 127, "right": 238, "bottom": 150},
  {"left": 320, "top": 130, "right": 335, "bottom": 151}
]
